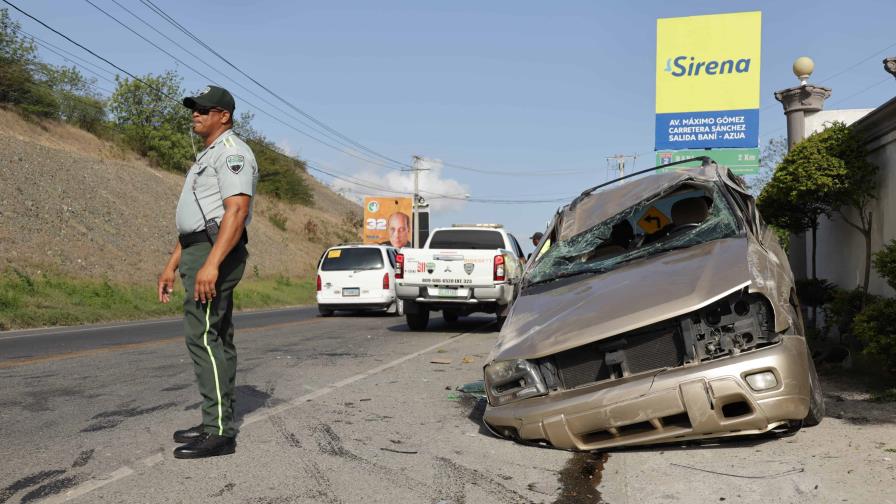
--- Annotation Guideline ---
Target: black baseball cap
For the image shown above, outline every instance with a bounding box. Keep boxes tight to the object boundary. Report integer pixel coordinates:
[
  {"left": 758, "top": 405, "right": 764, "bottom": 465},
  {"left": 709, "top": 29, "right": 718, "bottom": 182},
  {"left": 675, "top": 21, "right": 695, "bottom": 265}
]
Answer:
[
  {"left": 530, "top": 232, "right": 543, "bottom": 241},
  {"left": 182, "top": 85, "right": 235, "bottom": 113}
]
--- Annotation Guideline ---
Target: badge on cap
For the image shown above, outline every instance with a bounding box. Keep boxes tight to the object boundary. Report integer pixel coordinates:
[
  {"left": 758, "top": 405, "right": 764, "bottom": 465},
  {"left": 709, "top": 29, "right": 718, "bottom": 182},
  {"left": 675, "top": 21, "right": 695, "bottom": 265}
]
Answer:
[
  {"left": 226, "top": 154, "right": 245, "bottom": 174},
  {"left": 200, "top": 86, "right": 211, "bottom": 95}
]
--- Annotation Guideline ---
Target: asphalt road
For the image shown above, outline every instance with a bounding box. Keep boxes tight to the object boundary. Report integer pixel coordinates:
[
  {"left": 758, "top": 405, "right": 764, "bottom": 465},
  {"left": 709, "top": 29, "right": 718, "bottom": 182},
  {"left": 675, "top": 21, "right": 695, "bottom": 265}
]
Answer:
[
  {"left": 0, "top": 312, "right": 893, "bottom": 503},
  {"left": 0, "top": 306, "right": 318, "bottom": 363}
]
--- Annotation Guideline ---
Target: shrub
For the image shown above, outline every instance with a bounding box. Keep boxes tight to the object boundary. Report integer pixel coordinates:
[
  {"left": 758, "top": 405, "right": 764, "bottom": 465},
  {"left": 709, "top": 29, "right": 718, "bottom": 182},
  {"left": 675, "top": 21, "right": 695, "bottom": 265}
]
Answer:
[
  {"left": 823, "top": 287, "right": 878, "bottom": 342},
  {"left": 872, "top": 240, "right": 896, "bottom": 291},
  {"left": 268, "top": 211, "right": 288, "bottom": 231},
  {"left": 796, "top": 278, "right": 835, "bottom": 307},
  {"left": 853, "top": 297, "right": 896, "bottom": 372}
]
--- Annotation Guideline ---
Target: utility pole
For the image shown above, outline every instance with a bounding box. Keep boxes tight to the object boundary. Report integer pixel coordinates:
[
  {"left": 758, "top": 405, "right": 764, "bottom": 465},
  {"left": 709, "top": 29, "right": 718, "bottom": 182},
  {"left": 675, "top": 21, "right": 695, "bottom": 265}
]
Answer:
[
  {"left": 605, "top": 154, "right": 638, "bottom": 182},
  {"left": 407, "top": 155, "right": 429, "bottom": 247}
]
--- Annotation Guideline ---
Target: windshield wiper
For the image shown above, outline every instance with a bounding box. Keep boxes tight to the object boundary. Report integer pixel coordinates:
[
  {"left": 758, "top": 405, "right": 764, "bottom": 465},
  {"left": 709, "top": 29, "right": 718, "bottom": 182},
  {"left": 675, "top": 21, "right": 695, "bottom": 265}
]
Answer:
[{"left": 523, "top": 268, "right": 605, "bottom": 289}]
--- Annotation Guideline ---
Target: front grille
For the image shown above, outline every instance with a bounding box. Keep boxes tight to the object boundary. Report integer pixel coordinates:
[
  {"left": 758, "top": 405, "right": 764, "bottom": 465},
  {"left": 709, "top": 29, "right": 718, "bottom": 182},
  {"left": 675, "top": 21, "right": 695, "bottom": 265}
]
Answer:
[{"left": 550, "top": 320, "right": 685, "bottom": 389}]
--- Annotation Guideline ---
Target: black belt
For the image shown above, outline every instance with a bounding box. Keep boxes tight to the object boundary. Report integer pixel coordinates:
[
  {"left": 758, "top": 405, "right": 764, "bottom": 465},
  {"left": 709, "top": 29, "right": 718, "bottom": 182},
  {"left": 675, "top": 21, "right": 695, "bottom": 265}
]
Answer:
[{"left": 179, "top": 229, "right": 248, "bottom": 248}]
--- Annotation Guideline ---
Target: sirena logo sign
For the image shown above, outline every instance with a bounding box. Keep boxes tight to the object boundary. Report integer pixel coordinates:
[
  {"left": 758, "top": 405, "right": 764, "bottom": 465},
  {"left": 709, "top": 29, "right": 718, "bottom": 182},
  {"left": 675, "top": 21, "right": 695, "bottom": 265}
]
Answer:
[{"left": 664, "top": 56, "right": 751, "bottom": 77}]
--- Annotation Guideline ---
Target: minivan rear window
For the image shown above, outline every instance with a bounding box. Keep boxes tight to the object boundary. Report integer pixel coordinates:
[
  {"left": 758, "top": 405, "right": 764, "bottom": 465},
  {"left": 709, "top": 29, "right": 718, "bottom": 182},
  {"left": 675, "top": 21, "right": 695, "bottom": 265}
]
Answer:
[
  {"left": 321, "top": 248, "right": 384, "bottom": 270},
  {"left": 428, "top": 230, "right": 504, "bottom": 249}
]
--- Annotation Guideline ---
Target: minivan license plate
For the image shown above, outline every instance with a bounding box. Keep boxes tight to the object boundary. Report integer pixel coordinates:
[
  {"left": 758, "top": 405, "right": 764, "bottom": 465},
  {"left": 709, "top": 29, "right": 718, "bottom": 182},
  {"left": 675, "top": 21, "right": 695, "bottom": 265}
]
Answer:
[
  {"left": 342, "top": 287, "right": 360, "bottom": 297},
  {"left": 438, "top": 288, "right": 458, "bottom": 297}
]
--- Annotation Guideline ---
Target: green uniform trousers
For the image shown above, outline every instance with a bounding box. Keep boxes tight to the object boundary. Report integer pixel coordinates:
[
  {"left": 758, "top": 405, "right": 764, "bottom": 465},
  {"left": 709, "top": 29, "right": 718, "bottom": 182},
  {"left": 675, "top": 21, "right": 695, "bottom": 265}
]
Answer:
[{"left": 179, "top": 241, "right": 247, "bottom": 438}]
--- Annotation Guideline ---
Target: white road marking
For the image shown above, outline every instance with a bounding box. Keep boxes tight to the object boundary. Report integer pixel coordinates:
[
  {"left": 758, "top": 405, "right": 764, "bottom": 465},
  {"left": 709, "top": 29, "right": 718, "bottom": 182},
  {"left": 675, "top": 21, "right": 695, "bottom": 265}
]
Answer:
[{"left": 41, "top": 325, "right": 486, "bottom": 502}]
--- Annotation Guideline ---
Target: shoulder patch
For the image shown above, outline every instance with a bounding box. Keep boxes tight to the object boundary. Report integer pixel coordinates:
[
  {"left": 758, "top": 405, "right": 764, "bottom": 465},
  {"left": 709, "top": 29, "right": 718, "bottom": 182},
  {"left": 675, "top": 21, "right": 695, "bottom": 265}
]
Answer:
[{"left": 226, "top": 154, "right": 245, "bottom": 174}]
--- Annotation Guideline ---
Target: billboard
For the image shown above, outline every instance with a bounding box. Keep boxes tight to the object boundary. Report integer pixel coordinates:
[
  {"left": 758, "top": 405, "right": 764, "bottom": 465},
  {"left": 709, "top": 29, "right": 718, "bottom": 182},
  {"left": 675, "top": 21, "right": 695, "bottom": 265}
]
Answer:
[
  {"left": 655, "top": 11, "right": 761, "bottom": 150},
  {"left": 656, "top": 147, "right": 760, "bottom": 175},
  {"left": 363, "top": 196, "right": 413, "bottom": 248}
]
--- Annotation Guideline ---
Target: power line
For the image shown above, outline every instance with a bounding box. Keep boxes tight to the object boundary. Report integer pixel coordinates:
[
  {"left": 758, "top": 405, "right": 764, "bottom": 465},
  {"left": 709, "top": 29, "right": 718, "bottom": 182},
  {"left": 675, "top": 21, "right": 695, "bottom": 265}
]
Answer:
[
  {"left": 97, "top": 0, "right": 403, "bottom": 171},
  {"left": 439, "top": 160, "right": 592, "bottom": 177},
  {"left": 12, "top": 25, "right": 117, "bottom": 80},
  {"left": 73, "top": 0, "right": 408, "bottom": 171},
  {"left": 3, "top": 0, "right": 392, "bottom": 199},
  {"left": 138, "top": 0, "right": 411, "bottom": 170}
]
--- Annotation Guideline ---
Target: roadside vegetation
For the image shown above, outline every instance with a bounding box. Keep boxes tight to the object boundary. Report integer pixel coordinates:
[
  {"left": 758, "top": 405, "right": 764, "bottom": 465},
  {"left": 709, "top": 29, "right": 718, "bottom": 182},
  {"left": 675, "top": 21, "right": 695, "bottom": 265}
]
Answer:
[
  {"left": 0, "top": 267, "right": 315, "bottom": 331},
  {"left": 0, "top": 8, "right": 313, "bottom": 206},
  {"left": 0, "top": 7, "right": 344, "bottom": 329},
  {"left": 758, "top": 123, "right": 895, "bottom": 390}
]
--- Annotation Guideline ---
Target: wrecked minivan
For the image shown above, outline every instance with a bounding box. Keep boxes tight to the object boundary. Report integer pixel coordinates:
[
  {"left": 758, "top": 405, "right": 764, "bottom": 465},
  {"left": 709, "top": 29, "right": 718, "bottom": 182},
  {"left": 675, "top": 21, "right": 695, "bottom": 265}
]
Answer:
[{"left": 482, "top": 161, "right": 824, "bottom": 451}]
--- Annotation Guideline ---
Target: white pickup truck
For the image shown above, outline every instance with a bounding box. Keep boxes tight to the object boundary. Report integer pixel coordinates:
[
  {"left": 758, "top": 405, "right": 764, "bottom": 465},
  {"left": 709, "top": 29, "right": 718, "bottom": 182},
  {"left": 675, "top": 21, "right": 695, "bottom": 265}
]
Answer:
[{"left": 395, "top": 224, "right": 526, "bottom": 330}]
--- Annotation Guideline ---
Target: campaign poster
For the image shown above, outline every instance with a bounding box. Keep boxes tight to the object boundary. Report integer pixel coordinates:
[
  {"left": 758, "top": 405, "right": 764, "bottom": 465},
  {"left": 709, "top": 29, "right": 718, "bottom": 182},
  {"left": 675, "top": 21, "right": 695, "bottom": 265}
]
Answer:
[{"left": 363, "top": 196, "right": 413, "bottom": 248}]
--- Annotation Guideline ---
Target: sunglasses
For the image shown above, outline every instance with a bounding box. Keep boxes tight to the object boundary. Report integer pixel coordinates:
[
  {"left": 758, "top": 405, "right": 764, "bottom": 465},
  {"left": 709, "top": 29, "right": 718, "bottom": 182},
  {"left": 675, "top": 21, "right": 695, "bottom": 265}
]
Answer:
[{"left": 193, "top": 107, "right": 226, "bottom": 115}]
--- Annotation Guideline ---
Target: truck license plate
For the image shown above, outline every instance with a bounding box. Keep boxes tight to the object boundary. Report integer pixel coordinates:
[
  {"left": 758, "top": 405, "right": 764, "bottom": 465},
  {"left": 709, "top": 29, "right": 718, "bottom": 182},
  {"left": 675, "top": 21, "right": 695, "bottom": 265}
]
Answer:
[
  {"left": 438, "top": 288, "right": 458, "bottom": 297},
  {"left": 342, "top": 287, "right": 360, "bottom": 297}
]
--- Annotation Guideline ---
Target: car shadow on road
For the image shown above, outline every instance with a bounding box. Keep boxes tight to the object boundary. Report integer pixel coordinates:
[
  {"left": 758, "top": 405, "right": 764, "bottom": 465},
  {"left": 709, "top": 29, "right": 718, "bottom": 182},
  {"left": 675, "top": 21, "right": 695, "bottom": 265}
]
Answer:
[{"left": 386, "top": 316, "right": 500, "bottom": 334}]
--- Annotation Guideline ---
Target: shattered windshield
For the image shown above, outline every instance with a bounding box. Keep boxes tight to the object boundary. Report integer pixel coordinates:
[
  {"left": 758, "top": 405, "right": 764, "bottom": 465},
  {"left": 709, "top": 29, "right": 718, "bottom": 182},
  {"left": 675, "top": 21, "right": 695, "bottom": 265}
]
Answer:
[{"left": 525, "top": 183, "right": 739, "bottom": 287}]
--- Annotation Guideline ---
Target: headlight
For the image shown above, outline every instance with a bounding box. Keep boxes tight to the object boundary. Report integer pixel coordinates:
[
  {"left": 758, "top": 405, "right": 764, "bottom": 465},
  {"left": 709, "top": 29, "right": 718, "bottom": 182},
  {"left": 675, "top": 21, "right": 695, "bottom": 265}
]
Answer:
[{"left": 484, "top": 359, "right": 547, "bottom": 406}]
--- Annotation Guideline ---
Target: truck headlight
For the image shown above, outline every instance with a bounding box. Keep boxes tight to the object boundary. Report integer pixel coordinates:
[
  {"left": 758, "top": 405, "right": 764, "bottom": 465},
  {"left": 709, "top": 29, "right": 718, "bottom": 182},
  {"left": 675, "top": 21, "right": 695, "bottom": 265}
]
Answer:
[{"left": 484, "top": 359, "right": 547, "bottom": 406}]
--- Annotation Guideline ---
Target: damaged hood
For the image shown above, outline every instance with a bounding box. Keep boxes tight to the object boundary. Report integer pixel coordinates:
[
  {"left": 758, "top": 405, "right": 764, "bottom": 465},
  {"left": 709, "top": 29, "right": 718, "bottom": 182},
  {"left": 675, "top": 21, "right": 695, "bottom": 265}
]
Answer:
[{"left": 490, "top": 237, "right": 752, "bottom": 362}]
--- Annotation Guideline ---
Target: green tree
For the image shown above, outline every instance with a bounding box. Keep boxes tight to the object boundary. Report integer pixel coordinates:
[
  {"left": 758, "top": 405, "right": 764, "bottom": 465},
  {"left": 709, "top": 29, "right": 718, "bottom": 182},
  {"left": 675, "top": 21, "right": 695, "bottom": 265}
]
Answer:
[
  {"left": 233, "top": 111, "right": 313, "bottom": 206},
  {"left": 41, "top": 64, "right": 106, "bottom": 134},
  {"left": 108, "top": 70, "right": 192, "bottom": 172},
  {"left": 0, "top": 8, "right": 57, "bottom": 117},
  {"left": 757, "top": 125, "right": 848, "bottom": 280},
  {"left": 827, "top": 123, "right": 879, "bottom": 297}
]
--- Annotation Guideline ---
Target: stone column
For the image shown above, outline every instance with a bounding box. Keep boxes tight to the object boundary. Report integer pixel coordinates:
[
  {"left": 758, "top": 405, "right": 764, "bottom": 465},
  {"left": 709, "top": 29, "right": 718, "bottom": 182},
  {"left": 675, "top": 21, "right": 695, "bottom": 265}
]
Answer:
[{"left": 774, "top": 84, "right": 831, "bottom": 279}]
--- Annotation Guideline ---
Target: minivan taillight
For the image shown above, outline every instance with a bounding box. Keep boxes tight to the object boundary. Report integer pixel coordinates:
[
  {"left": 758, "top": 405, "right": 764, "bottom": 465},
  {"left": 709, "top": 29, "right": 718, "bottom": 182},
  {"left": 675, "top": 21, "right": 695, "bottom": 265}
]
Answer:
[
  {"left": 494, "top": 255, "right": 505, "bottom": 281},
  {"left": 383, "top": 272, "right": 390, "bottom": 290},
  {"left": 316, "top": 274, "right": 321, "bottom": 292},
  {"left": 395, "top": 253, "right": 404, "bottom": 279}
]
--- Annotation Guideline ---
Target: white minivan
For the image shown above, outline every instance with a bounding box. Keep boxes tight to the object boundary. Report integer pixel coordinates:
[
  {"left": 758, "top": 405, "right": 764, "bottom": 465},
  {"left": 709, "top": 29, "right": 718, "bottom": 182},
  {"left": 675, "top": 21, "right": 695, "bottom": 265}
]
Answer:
[{"left": 316, "top": 244, "right": 403, "bottom": 316}]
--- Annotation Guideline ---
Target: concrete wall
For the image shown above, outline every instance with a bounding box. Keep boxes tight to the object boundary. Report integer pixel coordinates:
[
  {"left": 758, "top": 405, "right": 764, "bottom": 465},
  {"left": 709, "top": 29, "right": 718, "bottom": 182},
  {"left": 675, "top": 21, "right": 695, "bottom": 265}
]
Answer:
[{"left": 807, "top": 100, "right": 896, "bottom": 297}]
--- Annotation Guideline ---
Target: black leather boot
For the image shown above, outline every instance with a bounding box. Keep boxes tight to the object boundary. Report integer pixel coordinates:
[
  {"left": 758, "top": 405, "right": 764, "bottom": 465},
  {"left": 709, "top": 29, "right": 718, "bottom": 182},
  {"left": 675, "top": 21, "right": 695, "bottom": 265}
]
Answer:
[
  {"left": 173, "top": 433, "right": 236, "bottom": 459},
  {"left": 173, "top": 424, "right": 204, "bottom": 444}
]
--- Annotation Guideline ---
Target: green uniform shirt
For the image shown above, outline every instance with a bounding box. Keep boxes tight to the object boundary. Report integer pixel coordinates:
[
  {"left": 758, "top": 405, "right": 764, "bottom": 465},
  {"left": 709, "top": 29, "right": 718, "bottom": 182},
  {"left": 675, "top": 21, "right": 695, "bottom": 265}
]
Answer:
[{"left": 175, "top": 130, "right": 258, "bottom": 235}]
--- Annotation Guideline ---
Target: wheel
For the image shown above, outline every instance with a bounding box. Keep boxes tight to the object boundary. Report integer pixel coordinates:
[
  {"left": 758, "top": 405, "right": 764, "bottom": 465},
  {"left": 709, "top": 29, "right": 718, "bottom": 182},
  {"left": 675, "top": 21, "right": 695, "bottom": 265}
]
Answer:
[
  {"left": 318, "top": 307, "right": 334, "bottom": 317},
  {"left": 387, "top": 299, "right": 404, "bottom": 316},
  {"left": 496, "top": 315, "right": 507, "bottom": 328},
  {"left": 804, "top": 353, "right": 825, "bottom": 426},
  {"left": 443, "top": 310, "right": 459, "bottom": 323},
  {"left": 406, "top": 310, "right": 430, "bottom": 331}
]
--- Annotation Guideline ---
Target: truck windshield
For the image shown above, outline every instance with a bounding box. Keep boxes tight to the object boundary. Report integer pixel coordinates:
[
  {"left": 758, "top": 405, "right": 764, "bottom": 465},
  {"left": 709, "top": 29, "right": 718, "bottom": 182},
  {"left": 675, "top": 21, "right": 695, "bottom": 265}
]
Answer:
[
  {"left": 525, "top": 183, "right": 739, "bottom": 287},
  {"left": 321, "top": 248, "right": 384, "bottom": 271},
  {"left": 428, "top": 230, "right": 504, "bottom": 249}
]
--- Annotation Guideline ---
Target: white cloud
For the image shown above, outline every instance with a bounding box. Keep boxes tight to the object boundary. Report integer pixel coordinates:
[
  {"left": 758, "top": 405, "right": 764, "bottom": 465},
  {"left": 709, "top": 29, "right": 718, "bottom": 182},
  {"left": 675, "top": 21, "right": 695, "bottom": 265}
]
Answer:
[{"left": 329, "top": 157, "right": 469, "bottom": 211}]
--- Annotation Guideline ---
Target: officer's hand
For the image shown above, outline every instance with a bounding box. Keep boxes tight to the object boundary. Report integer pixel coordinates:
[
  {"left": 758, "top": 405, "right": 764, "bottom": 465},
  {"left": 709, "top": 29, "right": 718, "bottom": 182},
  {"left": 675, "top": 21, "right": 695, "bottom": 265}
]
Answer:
[
  {"left": 158, "top": 269, "right": 176, "bottom": 304},
  {"left": 194, "top": 263, "right": 218, "bottom": 303}
]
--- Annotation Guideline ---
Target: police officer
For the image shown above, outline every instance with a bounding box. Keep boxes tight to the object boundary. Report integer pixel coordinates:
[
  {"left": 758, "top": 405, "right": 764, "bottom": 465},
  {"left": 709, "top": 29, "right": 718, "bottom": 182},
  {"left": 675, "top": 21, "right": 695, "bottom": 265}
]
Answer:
[{"left": 157, "top": 85, "right": 258, "bottom": 459}]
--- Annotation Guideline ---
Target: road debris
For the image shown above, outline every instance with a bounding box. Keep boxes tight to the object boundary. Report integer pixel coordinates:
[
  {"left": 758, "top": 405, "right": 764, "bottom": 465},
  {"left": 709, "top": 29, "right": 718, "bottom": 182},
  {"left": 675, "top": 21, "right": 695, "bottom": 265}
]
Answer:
[
  {"left": 430, "top": 358, "right": 452, "bottom": 364},
  {"left": 462, "top": 355, "right": 476, "bottom": 363},
  {"left": 671, "top": 463, "right": 805, "bottom": 479},
  {"left": 380, "top": 447, "right": 418, "bottom": 454},
  {"left": 455, "top": 380, "right": 486, "bottom": 398}
]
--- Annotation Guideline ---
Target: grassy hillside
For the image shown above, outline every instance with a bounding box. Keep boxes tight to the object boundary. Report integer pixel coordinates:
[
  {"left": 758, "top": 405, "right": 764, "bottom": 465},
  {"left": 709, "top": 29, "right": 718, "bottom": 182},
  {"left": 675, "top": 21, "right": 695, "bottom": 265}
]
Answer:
[{"left": 0, "top": 108, "right": 361, "bottom": 329}]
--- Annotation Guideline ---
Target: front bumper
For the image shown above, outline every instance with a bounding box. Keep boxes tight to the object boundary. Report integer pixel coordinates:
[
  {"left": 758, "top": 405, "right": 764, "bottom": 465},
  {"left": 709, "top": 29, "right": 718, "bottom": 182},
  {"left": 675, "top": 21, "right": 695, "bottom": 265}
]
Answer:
[{"left": 483, "top": 335, "right": 811, "bottom": 451}]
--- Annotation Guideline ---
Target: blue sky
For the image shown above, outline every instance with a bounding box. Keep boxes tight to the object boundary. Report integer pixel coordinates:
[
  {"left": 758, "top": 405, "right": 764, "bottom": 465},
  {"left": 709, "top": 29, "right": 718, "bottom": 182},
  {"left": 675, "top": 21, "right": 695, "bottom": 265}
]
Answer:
[{"left": 14, "top": 0, "right": 896, "bottom": 252}]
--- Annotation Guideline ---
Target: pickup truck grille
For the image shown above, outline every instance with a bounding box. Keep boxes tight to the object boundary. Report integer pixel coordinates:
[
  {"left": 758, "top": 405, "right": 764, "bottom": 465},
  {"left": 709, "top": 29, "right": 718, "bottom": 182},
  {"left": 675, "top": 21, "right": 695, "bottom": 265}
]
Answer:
[{"left": 551, "top": 321, "right": 685, "bottom": 390}]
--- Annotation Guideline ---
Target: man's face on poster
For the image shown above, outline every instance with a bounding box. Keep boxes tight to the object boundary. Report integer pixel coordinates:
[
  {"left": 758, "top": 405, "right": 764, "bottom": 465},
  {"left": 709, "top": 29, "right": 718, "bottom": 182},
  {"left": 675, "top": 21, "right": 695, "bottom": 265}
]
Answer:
[{"left": 388, "top": 212, "right": 411, "bottom": 248}]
